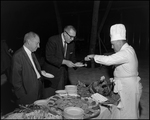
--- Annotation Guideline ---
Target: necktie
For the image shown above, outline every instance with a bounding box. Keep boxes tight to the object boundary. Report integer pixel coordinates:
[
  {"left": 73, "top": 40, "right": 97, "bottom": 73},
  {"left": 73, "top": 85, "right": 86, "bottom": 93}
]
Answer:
[
  {"left": 31, "top": 53, "right": 41, "bottom": 79},
  {"left": 64, "top": 41, "right": 67, "bottom": 58}
]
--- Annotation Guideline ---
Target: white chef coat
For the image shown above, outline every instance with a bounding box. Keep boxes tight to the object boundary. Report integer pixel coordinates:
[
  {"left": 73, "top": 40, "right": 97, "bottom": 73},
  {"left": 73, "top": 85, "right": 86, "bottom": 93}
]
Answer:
[{"left": 94, "top": 43, "right": 142, "bottom": 119}]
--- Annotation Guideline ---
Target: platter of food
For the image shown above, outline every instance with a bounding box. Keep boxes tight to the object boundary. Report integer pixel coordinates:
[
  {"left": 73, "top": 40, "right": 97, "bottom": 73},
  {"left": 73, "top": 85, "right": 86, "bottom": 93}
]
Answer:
[
  {"left": 77, "top": 77, "right": 120, "bottom": 105},
  {"left": 46, "top": 95, "right": 101, "bottom": 119},
  {"left": 1, "top": 112, "right": 24, "bottom": 119},
  {"left": 1, "top": 104, "right": 62, "bottom": 119}
]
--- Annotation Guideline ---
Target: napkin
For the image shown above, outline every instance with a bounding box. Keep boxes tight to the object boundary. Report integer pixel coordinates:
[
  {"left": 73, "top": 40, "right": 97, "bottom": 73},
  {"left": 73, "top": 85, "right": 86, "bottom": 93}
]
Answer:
[{"left": 91, "top": 93, "right": 108, "bottom": 103}]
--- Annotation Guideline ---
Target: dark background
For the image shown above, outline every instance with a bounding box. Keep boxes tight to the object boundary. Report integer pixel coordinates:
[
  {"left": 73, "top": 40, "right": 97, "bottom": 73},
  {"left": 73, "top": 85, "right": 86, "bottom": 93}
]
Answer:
[
  {"left": 1, "top": 1, "right": 149, "bottom": 116},
  {"left": 1, "top": 1, "right": 149, "bottom": 59}
]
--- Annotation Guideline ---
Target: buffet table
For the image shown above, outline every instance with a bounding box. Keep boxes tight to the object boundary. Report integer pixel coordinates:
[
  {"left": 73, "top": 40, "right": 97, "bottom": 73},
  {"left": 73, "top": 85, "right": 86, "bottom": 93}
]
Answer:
[
  {"left": 93, "top": 104, "right": 120, "bottom": 119},
  {"left": 1, "top": 76, "right": 120, "bottom": 119},
  {"left": 1, "top": 94, "right": 119, "bottom": 119}
]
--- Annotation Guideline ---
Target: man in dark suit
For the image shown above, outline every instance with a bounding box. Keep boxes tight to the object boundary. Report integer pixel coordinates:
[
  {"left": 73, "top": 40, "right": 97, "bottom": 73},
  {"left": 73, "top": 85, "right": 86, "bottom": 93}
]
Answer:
[
  {"left": 11, "top": 32, "right": 52, "bottom": 105},
  {"left": 43, "top": 25, "right": 83, "bottom": 98}
]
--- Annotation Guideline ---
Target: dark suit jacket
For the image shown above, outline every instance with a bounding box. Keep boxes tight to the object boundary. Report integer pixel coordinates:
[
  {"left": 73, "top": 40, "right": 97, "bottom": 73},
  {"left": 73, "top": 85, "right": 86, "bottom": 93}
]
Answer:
[
  {"left": 11, "top": 47, "right": 42, "bottom": 105},
  {"left": 43, "top": 34, "right": 76, "bottom": 88}
]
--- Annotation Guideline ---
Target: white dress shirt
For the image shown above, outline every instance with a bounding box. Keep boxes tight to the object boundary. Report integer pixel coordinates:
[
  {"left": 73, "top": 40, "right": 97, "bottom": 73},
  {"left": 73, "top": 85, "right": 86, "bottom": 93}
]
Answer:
[{"left": 23, "top": 45, "right": 41, "bottom": 79}]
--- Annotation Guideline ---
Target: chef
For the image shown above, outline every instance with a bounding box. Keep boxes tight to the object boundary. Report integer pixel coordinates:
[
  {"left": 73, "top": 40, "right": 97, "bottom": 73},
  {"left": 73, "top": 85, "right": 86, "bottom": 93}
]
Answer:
[{"left": 84, "top": 24, "right": 142, "bottom": 119}]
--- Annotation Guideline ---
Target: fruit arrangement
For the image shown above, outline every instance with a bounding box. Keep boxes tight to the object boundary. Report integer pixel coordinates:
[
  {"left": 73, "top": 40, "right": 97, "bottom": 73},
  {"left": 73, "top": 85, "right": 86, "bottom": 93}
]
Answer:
[
  {"left": 77, "top": 76, "right": 120, "bottom": 105},
  {"left": 77, "top": 76, "right": 113, "bottom": 97},
  {"left": 77, "top": 81, "right": 92, "bottom": 97}
]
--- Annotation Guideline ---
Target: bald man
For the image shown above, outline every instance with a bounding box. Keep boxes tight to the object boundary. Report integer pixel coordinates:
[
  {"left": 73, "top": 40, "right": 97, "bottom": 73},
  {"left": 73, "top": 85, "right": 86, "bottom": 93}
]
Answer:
[{"left": 11, "top": 32, "right": 43, "bottom": 105}]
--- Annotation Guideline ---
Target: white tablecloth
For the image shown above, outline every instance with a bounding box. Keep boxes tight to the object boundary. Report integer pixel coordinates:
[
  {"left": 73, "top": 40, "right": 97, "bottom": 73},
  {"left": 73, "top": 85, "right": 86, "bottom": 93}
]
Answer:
[{"left": 93, "top": 105, "right": 119, "bottom": 119}]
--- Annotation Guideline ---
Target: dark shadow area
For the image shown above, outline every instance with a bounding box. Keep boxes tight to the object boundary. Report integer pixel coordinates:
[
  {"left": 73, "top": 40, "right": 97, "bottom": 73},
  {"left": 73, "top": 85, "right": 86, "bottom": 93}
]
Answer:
[
  {"left": 1, "top": 81, "right": 18, "bottom": 116},
  {"left": 139, "top": 102, "right": 143, "bottom": 118}
]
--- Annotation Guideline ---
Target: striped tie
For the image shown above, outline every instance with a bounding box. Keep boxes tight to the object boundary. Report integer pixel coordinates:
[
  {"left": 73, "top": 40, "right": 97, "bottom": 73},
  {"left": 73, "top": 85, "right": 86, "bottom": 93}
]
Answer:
[{"left": 31, "top": 53, "right": 41, "bottom": 79}]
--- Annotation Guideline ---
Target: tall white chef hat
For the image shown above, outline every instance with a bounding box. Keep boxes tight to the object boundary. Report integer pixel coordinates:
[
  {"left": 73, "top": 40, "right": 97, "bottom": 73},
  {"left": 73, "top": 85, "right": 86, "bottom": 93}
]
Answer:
[{"left": 110, "top": 24, "right": 126, "bottom": 41}]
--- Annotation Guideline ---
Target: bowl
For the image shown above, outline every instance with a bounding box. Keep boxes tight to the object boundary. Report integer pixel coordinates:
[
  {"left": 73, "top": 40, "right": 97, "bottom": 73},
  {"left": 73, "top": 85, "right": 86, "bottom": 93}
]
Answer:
[
  {"left": 65, "top": 85, "right": 77, "bottom": 89},
  {"left": 65, "top": 85, "right": 77, "bottom": 95},
  {"left": 63, "top": 107, "right": 84, "bottom": 119},
  {"left": 55, "top": 90, "right": 67, "bottom": 96}
]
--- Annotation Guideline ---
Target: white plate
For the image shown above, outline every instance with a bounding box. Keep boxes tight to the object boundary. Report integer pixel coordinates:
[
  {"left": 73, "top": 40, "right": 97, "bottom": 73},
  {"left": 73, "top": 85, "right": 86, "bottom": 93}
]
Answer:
[
  {"left": 55, "top": 90, "right": 67, "bottom": 94},
  {"left": 64, "top": 107, "right": 84, "bottom": 116},
  {"left": 74, "top": 63, "right": 85, "bottom": 67},
  {"left": 55, "top": 90, "right": 67, "bottom": 96},
  {"left": 67, "top": 93, "right": 78, "bottom": 96},
  {"left": 34, "top": 99, "right": 48, "bottom": 106},
  {"left": 41, "top": 71, "right": 54, "bottom": 78},
  {"left": 65, "top": 85, "right": 77, "bottom": 90},
  {"left": 75, "top": 64, "right": 84, "bottom": 67},
  {"left": 91, "top": 93, "right": 108, "bottom": 103}
]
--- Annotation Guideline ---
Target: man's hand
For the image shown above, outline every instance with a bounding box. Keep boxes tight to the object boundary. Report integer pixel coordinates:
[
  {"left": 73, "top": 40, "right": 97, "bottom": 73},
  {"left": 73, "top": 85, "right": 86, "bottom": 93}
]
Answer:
[
  {"left": 84, "top": 54, "right": 95, "bottom": 61},
  {"left": 62, "top": 60, "right": 76, "bottom": 68}
]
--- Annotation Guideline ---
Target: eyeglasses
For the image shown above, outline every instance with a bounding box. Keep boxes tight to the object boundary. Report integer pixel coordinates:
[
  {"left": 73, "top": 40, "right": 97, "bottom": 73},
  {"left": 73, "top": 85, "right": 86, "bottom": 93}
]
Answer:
[{"left": 65, "top": 31, "right": 76, "bottom": 40}]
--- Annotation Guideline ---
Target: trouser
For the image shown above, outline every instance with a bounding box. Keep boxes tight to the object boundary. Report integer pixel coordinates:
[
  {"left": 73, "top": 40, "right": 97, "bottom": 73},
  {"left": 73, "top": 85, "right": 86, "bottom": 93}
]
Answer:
[
  {"left": 38, "top": 78, "right": 43, "bottom": 99},
  {"left": 57, "top": 67, "right": 69, "bottom": 90},
  {"left": 42, "top": 87, "right": 56, "bottom": 99}
]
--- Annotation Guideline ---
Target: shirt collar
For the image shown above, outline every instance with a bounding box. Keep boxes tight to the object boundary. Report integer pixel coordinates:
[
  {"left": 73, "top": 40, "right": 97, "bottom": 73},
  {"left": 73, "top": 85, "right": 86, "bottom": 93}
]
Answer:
[
  {"left": 121, "top": 43, "right": 129, "bottom": 50},
  {"left": 23, "top": 45, "right": 32, "bottom": 55}
]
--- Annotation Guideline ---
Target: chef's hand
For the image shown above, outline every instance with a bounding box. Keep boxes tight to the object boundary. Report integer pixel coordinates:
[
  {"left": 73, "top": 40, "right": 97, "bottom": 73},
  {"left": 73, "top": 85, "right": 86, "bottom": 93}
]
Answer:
[
  {"left": 84, "top": 54, "right": 95, "bottom": 61},
  {"left": 41, "top": 70, "right": 46, "bottom": 75},
  {"left": 109, "top": 78, "right": 114, "bottom": 82},
  {"left": 62, "top": 60, "right": 76, "bottom": 68}
]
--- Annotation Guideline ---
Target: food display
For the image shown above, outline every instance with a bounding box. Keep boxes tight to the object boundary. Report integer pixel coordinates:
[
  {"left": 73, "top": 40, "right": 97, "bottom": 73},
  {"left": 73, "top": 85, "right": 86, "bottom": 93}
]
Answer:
[
  {"left": 77, "top": 76, "right": 113, "bottom": 97},
  {"left": 77, "top": 76, "right": 120, "bottom": 104},
  {"left": 1, "top": 95, "right": 100, "bottom": 119},
  {"left": 1, "top": 104, "right": 62, "bottom": 119},
  {"left": 1, "top": 76, "right": 120, "bottom": 119},
  {"left": 77, "top": 81, "right": 92, "bottom": 97},
  {"left": 1, "top": 113, "right": 24, "bottom": 119},
  {"left": 46, "top": 95, "right": 100, "bottom": 119}
]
